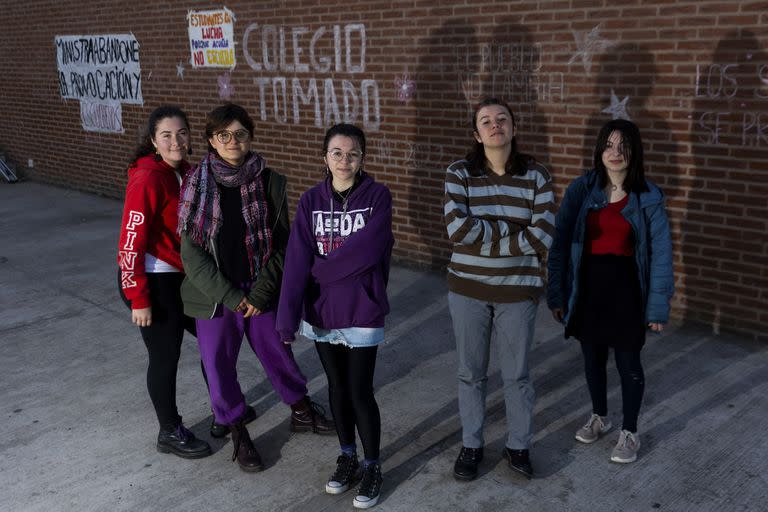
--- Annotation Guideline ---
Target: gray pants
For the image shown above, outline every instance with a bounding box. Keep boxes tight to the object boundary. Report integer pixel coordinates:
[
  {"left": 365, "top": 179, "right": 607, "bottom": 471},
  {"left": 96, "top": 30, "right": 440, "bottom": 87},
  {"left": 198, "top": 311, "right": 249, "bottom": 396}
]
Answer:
[{"left": 448, "top": 291, "right": 537, "bottom": 450}]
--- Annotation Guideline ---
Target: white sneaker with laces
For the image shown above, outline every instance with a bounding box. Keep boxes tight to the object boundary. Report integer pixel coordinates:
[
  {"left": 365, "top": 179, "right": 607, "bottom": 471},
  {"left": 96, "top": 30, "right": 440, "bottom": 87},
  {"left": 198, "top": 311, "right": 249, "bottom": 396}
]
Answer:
[{"left": 575, "top": 413, "right": 612, "bottom": 444}]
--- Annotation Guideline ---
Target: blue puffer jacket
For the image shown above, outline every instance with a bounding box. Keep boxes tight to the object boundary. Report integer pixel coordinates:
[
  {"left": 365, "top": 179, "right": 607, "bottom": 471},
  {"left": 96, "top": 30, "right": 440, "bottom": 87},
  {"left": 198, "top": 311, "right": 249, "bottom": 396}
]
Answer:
[{"left": 546, "top": 169, "right": 674, "bottom": 328}]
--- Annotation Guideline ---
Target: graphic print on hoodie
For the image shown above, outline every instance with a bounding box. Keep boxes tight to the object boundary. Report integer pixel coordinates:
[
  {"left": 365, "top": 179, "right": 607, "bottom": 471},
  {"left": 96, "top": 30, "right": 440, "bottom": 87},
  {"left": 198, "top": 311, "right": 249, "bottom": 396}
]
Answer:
[{"left": 313, "top": 205, "right": 372, "bottom": 255}]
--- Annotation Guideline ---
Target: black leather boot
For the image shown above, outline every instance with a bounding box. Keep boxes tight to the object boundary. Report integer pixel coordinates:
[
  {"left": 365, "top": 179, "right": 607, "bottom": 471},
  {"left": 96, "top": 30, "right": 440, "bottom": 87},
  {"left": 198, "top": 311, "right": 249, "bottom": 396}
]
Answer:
[
  {"left": 210, "top": 405, "right": 257, "bottom": 438},
  {"left": 453, "top": 446, "right": 483, "bottom": 481},
  {"left": 231, "top": 421, "right": 263, "bottom": 472},
  {"left": 290, "top": 397, "right": 336, "bottom": 435},
  {"left": 503, "top": 448, "right": 533, "bottom": 479},
  {"left": 156, "top": 424, "right": 211, "bottom": 459}
]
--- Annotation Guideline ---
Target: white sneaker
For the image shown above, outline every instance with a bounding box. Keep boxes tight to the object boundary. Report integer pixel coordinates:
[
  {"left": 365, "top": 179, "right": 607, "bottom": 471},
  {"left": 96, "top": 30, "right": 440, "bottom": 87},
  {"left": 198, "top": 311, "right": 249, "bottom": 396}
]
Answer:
[
  {"left": 575, "top": 414, "right": 612, "bottom": 444},
  {"left": 611, "top": 430, "right": 640, "bottom": 463}
]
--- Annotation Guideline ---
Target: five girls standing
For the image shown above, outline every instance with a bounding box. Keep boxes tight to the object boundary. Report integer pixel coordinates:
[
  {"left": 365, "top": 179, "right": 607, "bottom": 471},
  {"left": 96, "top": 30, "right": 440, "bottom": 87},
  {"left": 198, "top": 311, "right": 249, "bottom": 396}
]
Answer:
[{"left": 119, "top": 99, "right": 673, "bottom": 505}]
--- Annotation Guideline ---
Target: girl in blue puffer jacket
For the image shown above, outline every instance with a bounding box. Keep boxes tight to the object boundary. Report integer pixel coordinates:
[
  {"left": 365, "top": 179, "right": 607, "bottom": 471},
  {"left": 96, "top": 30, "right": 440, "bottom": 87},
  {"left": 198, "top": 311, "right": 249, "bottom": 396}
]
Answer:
[{"left": 547, "top": 119, "right": 674, "bottom": 464}]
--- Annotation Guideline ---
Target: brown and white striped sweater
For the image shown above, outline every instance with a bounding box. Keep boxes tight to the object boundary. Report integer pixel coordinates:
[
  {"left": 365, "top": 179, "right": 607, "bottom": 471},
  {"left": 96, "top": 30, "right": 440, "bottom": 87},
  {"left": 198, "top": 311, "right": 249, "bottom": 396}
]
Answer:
[{"left": 444, "top": 159, "right": 556, "bottom": 303}]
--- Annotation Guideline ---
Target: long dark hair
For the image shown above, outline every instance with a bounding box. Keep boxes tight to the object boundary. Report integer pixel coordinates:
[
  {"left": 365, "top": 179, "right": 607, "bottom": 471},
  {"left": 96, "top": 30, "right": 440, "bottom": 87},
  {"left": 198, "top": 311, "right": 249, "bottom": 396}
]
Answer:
[
  {"left": 465, "top": 97, "right": 533, "bottom": 177},
  {"left": 205, "top": 103, "right": 255, "bottom": 153},
  {"left": 593, "top": 119, "right": 649, "bottom": 194},
  {"left": 131, "top": 106, "right": 191, "bottom": 163}
]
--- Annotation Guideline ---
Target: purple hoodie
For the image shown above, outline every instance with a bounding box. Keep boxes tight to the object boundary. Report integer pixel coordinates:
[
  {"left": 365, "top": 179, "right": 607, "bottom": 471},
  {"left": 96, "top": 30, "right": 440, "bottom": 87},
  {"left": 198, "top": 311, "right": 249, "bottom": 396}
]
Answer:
[{"left": 276, "top": 172, "right": 394, "bottom": 342}]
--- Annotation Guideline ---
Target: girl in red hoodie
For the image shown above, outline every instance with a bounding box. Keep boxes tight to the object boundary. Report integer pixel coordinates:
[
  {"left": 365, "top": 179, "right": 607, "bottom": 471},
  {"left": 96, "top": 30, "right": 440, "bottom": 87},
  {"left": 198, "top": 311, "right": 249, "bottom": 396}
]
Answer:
[{"left": 117, "top": 106, "right": 211, "bottom": 459}]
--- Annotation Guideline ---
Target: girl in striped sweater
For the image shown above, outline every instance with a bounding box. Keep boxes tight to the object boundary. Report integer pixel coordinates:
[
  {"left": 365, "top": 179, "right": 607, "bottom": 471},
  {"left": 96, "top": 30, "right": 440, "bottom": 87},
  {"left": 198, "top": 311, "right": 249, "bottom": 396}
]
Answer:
[{"left": 444, "top": 97, "right": 555, "bottom": 481}]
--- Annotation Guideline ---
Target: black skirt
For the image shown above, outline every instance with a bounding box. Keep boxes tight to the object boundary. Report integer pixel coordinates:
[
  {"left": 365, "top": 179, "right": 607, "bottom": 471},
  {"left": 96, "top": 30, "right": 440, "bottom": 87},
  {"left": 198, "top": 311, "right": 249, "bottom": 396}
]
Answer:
[{"left": 567, "top": 254, "right": 646, "bottom": 350}]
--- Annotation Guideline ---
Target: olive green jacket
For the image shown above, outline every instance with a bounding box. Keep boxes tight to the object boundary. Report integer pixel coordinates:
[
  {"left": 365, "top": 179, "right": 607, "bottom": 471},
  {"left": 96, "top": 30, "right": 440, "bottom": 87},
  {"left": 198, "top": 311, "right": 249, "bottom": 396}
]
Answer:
[{"left": 180, "top": 169, "right": 289, "bottom": 318}]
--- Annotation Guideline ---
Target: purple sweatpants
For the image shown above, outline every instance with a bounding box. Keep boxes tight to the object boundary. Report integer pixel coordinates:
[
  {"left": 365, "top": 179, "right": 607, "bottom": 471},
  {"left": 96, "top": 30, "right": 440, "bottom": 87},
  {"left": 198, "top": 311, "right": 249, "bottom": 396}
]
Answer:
[{"left": 196, "top": 305, "right": 308, "bottom": 425}]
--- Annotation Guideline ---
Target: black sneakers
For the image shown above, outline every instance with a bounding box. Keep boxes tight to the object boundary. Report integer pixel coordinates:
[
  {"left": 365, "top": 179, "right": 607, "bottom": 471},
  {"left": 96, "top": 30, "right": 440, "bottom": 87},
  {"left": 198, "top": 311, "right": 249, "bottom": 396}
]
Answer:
[
  {"left": 453, "top": 446, "right": 484, "bottom": 481},
  {"left": 156, "top": 424, "right": 211, "bottom": 459},
  {"left": 210, "top": 405, "right": 257, "bottom": 438},
  {"left": 503, "top": 447, "right": 533, "bottom": 479},
  {"left": 325, "top": 453, "right": 362, "bottom": 494},
  {"left": 353, "top": 462, "right": 382, "bottom": 509}
]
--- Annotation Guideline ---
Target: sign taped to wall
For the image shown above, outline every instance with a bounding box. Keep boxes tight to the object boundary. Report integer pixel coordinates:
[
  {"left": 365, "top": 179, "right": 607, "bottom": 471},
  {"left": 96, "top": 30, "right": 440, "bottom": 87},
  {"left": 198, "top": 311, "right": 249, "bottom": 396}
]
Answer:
[
  {"left": 55, "top": 34, "right": 143, "bottom": 105},
  {"left": 188, "top": 8, "right": 236, "bottom": 69}
]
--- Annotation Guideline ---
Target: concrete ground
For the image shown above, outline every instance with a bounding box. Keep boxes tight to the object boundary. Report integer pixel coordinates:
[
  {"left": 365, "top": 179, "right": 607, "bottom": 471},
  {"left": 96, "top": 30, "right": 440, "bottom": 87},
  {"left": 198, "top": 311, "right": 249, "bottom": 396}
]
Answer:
[{"left": 1, "top": 181, "right": 766, "bottom": 512}]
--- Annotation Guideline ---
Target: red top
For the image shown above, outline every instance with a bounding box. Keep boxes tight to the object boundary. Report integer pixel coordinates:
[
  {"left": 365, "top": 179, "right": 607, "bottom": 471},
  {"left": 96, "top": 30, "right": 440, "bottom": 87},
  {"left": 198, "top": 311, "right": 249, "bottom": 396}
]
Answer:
[
  {"left": 586, "top": 195, "right": 634, "bottom": 256},
  {"left": 117, "top": 156, "right": 189, "bottom": 309}
]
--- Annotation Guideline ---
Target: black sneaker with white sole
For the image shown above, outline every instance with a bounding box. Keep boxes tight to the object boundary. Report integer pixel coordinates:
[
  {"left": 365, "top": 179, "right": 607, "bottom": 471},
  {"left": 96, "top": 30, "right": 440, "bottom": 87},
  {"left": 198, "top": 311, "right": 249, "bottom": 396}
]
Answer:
[
  {"left": 352, "top": 463, "right": 382, "bottom": 509},
  {"left": 326, "top": 453, "right": 362, "bottom": 494}
]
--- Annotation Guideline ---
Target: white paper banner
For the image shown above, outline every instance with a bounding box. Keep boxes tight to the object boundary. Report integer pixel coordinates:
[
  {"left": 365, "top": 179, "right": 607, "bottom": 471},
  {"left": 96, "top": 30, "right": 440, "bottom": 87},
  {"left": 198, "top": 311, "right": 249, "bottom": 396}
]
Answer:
[{"left": 55, "top": 34, "right": 143, "bottom": 105}]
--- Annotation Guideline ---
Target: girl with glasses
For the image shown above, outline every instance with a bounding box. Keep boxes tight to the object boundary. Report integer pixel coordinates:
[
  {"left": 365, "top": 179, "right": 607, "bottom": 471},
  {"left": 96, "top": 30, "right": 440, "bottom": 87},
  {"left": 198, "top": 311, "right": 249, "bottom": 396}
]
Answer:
[
  {"left": 277, "top": 123, "right": 394, "bottom": 508},
  {"left": 178, "top": 103, "right": 334, "bottom": 473}
]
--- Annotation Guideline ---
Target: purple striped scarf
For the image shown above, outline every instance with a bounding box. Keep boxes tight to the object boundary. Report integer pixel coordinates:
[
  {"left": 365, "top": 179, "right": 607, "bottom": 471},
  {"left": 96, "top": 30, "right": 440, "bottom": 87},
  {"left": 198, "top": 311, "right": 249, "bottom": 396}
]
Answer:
[{"left": 178, "top": 152, "right": 272, "bottom": 277}]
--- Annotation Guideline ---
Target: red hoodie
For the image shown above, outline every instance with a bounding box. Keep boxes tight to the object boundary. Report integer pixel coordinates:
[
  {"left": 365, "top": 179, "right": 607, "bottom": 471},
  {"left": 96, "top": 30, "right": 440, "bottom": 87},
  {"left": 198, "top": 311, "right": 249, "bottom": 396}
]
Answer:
[{"left": 117, "top": 155, "right": 190, "bottom": 309}]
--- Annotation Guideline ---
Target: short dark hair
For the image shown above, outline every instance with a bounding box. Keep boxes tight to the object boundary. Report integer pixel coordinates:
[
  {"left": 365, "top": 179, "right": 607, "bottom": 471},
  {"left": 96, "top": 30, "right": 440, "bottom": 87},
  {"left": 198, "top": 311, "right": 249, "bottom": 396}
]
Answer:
[
  {"left": 205, "top": 103, "right": 255, "bottom": 152},
  {"left": 465, "top": 97, "right": 533, "bottom": 177},
  {"left": 322, "top": 123, "right": 366, "bottom": 155},
  {"left": 593, "top": 119, "right": 649, "bottom": 194},
  {"left": 131, "top": 106, "right": 190, "bottom": 163}
]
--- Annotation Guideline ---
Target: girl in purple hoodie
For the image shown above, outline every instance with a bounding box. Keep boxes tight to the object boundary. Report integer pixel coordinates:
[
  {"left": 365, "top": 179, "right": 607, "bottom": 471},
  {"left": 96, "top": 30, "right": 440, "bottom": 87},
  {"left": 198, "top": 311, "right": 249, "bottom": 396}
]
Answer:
[{"left": 277, "top": 124, "right": 393, "bottom": 509}]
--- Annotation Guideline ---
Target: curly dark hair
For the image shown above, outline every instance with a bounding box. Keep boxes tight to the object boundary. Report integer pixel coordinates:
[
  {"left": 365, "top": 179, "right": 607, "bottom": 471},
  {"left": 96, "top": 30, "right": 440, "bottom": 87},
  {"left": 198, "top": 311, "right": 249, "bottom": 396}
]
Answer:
[{"left": 205, "top": 103, "right": 255, "bottom": 153}]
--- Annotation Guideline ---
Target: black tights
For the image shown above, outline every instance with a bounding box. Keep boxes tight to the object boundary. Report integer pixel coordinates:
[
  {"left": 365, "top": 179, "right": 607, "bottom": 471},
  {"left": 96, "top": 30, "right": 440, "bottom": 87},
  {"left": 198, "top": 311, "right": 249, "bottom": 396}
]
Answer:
[
  {"left": 580, "top": 341, "right": 644, "bottom": 433},
  {"left": 315, "top": 342, "right": 380, "bottom": 460},
  {"left": 121, "top": 272, "right": 196, "bottom": 431}
]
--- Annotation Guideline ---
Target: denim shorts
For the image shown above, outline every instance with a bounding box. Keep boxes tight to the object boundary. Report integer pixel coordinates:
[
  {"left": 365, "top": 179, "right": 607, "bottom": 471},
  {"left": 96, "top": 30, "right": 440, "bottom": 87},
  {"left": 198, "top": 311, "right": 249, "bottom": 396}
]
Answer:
[{"left": 299, "top": 320, "right": 384, "bottom": 348}]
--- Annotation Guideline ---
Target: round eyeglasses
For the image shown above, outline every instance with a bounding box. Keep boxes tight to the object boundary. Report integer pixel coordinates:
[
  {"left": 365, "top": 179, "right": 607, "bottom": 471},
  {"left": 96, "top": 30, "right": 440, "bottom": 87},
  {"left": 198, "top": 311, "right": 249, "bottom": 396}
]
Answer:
[
  {"left": 215, "top": 129, "right": 250, "bottom": 144},
  {"left": 327, "top": 149, "right": 363, "bottom": 162}
]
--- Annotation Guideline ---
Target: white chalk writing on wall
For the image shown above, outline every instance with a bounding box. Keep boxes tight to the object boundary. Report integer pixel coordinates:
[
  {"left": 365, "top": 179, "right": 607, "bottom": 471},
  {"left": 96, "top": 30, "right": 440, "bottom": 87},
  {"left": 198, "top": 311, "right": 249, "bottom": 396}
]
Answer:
[
  {"left": 569, "top": 25, "right": 612, "bottom": 74},
  {"left": 188, "top": 8, "right": 236, "bottom": 69},
  {"left": 450, "top": 42, "right": 564, "bottom": 133},
  {"left": 602, "top": 89, "right": 631, "bottom": 120},
  {"left": 694, "top": 60, "right": 768, "bottom": 146},
  {"left": 218, "top": 72, "right": 234, "bottom": 100},
  {"left": 395, "top": 73, "right": 416, "bottom": 103},
  {"left": 242, "top": 23, "right": 381, "bottom": 131}
]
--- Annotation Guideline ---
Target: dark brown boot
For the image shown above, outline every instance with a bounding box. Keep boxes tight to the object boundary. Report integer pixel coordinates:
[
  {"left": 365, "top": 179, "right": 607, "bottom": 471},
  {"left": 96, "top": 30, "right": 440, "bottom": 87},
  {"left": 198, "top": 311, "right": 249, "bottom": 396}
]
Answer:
[
  {"left": 290, "top": 397, "right": 336, "bottom": 435},
  {"left": 230, "top": 421, "right": 263, "bottom": 472}
]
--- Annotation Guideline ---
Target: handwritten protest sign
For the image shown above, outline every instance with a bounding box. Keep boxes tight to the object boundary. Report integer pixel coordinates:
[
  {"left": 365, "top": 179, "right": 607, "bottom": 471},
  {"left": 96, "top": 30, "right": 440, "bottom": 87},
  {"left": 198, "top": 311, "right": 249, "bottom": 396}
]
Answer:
[
  {"left": 55, "top": 34, "right": 142, "bottom": 105},
  {"left": 188, "top": 8, "right": 236, "bottom": 69}
]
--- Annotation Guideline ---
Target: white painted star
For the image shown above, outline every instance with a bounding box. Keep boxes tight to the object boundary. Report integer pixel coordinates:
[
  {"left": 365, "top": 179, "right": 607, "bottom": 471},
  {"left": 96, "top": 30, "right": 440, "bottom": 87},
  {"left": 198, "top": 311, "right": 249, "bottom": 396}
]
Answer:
[
  {"left": 176, "top": 62, "right": 185, "bottom": 80},
  {"left": 568, "top": 24, "right": 612, "bottom": 73},
  {"left": 602, "top": 89, "right": 631, "bottom": 120}
]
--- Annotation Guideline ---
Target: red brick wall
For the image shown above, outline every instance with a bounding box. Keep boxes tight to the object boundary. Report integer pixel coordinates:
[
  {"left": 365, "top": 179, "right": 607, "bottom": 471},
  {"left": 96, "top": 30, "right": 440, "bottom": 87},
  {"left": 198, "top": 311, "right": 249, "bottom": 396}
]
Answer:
[{"left": 1, "top": 0, "right": 766, "bottom": 341}]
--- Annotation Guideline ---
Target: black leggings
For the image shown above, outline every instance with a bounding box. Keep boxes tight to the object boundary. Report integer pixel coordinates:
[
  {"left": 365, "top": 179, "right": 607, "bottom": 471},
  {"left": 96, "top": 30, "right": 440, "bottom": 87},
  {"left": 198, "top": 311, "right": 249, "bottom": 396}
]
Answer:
[
  {"left": 120, "top": 272, "right": 196, "bottom": 431},
  {"left": 580, "top": 341, "right": 644, "bottom": 433},
  {"left": 315, "top": 342, "right": 380, "bottom": 460}
]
